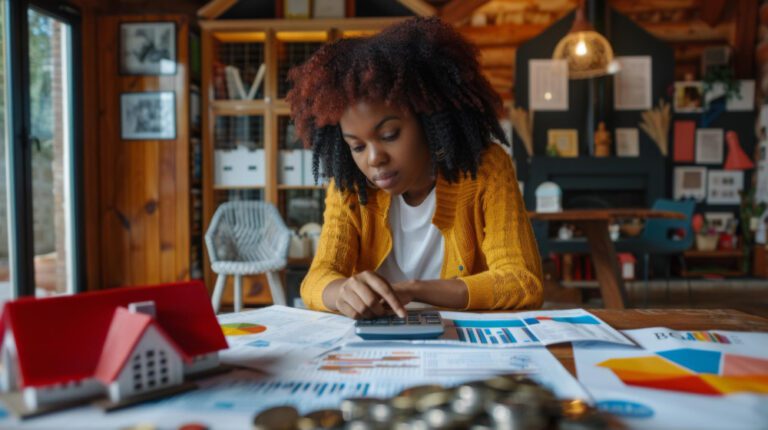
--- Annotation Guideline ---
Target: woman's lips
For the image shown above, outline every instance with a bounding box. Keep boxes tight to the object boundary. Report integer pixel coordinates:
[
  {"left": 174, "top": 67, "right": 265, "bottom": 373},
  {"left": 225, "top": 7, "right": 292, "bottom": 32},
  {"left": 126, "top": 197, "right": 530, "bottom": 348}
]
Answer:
[{"left": 374, "top": 171, "right": 398, "bottom": 189}]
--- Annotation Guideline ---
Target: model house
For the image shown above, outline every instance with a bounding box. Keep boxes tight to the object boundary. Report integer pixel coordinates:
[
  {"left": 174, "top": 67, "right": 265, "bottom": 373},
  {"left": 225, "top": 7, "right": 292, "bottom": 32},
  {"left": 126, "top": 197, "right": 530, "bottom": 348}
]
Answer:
[{"left": 0, "top": 281, "right": 228, "bottom": 412}]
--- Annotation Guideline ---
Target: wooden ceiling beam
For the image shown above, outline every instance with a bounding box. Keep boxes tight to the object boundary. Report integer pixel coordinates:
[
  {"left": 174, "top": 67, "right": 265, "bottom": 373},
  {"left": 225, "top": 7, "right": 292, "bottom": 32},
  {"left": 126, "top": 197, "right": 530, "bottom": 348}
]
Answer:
[
  {"left": 198, "top": 0, "right": 238, "bottom": 19},
  {"left": 459, "top": 23, "right": 548, "bottom": 47},
  {"left": 397, "top": 0, "right": 437, "bottom": 17},
  {"left": 698, "top": 0, "right": 727, "bottom": 27},
  {"left": 439, "top": 0, "right": 490, "bottom": 24},
  {"left": 640, "top": 20, "right": 733, "bottom": 43},
  {"left": 608, "top": 0, "right": 700, "bottom": 14}
]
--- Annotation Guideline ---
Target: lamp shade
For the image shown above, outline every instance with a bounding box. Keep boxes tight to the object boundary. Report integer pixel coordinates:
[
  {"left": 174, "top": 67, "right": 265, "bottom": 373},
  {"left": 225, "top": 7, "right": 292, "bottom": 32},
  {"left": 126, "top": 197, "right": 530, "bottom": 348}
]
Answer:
[
  {"left": 552, "top": 3, "right": 614, "bottom": 79},
  {"left": 724, "top": 131, "right": 755, "bottom": 170}
]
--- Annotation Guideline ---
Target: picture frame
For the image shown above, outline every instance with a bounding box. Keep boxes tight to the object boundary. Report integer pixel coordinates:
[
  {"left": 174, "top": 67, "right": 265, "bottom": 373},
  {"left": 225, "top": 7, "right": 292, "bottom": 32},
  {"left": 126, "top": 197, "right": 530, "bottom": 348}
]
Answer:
[
  {"left": 547, "top": 129, "right": 579, "bottom": 157},
  {"left": 613, "top": 56, "right": 652, "bottom": 111},
  {"left": 673, "top": 81, "right": 704, "bottom": 113},
  {"left": 284, "top": 0, "right": 311, "bottom": 19},
  {"left": 120, "top": 22, "right": 176, "bottom": 75},
  {"left": 707, "top": 170, "right": 743, "bottom": 205},
  {"left": 120, "top": 92, "right": 176, "bottom": 140},
  {"left": 673, "top": 166, "right": 707, "bottom": 201},
  {"left": 695, "top": 128, "right": 724, "bottom": 164},
  {"left": 615, "top": 128, "right": 640, "bottom": 157},
  {"left": 529, "top": 59, "right": 568, "bottom": 111},
  {"left": 313, "top": 0, "right": 346, "bottom": 18}
]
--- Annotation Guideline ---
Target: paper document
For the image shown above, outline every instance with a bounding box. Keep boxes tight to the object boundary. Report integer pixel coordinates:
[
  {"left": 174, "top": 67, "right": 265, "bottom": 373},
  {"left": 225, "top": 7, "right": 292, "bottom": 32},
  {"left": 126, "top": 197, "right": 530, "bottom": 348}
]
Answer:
[
  {"left": 348, "top": 308, "right": 633, "bottom": 347},
  {"left": 574, "top": 328, "right": 768, "bottom": 429},
  {"left": 287, "top": 344, "right": 590, "bottom": 401},
  {"left": 217, "top": 305, "right": 356, "bottom": 373}
]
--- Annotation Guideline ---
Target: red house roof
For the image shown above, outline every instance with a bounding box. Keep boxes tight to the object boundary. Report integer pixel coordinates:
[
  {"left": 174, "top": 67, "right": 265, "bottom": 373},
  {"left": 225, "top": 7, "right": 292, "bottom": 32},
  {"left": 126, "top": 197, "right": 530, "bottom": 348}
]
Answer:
[
  {"left": 0, "top": 281, "right": 228, "bottom": 388},
  {"left": 93, "top": 307, "right": 191, "bottom": 384}
]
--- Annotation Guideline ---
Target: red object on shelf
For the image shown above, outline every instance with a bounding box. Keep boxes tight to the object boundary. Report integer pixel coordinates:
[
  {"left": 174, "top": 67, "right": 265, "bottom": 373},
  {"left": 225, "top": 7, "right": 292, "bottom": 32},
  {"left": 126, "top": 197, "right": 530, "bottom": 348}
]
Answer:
[
  {"left": 724, "top": 131, "right": 755, "bottom": 170},
  {"left": 718, "top": 232, "right": 735, "bottom": 250}
]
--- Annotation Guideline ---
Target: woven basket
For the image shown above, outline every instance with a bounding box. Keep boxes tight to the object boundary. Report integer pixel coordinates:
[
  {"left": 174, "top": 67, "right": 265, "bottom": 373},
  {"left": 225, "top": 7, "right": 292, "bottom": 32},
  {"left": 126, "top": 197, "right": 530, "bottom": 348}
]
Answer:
[{"left": 695, "top": 234, "right": 719, "bottom": 251}]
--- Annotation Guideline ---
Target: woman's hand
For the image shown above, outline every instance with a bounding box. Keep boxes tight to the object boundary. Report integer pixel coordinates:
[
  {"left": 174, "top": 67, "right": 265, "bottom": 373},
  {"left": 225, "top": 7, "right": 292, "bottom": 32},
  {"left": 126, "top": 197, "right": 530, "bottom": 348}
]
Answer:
[{"left": 323, "top": 271, "right": 408, "bottom": 319}]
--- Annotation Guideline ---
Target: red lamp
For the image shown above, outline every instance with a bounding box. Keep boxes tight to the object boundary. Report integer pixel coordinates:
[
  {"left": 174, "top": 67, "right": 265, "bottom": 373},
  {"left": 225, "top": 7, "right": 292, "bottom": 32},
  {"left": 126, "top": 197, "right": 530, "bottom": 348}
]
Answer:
[{"left": 724, "top": 131, "right": 755, "bottom": 170}]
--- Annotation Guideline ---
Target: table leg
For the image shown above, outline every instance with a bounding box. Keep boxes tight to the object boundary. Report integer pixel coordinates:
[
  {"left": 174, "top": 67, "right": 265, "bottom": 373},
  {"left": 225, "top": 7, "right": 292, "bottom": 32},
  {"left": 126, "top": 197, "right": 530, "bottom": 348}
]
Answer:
[{"left": 579, "top": 220, "right": 628, "bottom": 309}]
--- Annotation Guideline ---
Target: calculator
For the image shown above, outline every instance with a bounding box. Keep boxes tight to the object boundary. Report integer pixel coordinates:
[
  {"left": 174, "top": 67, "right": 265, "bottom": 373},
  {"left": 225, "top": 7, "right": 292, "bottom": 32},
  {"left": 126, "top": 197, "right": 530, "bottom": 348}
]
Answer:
[{"left": 354, "top": 310, "right": 445, "bottom": 340}]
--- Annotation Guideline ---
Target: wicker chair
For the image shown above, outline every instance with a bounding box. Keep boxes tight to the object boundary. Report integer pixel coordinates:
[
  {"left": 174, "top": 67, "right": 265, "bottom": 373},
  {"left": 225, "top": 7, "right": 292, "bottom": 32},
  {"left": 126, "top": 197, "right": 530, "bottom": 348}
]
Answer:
[{"left": 204, "top": 201, "right": 291, "bottom": 313}]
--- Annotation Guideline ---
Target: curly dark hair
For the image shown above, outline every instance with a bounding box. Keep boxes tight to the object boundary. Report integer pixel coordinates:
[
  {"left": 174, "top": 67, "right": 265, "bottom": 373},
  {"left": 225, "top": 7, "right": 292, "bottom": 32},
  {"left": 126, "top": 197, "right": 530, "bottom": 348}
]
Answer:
[{"left": 286, "top": 17, "right": 507, "bottom": 204}]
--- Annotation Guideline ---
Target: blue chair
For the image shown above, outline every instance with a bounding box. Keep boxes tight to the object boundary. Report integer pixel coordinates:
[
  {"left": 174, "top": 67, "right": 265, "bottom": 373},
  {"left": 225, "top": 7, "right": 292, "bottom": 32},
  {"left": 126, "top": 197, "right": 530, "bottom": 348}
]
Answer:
[{"left": 621, "top": 199, "right": 696, "bottom": 306}]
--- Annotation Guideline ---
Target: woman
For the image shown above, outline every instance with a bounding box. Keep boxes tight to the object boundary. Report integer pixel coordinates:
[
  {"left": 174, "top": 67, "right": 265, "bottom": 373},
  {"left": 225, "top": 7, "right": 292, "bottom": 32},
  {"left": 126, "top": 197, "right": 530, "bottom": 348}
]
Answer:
[{"left": 286, "top": 17, "right": 542, "bottom": 319}]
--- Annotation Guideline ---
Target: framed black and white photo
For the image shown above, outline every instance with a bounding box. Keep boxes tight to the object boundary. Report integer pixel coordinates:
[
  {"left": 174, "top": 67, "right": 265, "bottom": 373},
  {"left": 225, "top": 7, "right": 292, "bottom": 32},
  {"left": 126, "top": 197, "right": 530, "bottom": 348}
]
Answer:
[
  {"left": 120, "top": 21, "right": 176, "bottom": 75},
  {"left": 121, "top": 92, "right": 176, "bottom": 140},
  {"left": 707, "top": 170, "right": 743, "bottom": 205}
]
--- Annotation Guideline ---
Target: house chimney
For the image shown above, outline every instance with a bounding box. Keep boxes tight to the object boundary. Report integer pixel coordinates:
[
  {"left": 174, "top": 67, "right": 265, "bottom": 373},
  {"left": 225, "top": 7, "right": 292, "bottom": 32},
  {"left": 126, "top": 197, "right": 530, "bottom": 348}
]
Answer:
[{"left": 128, "top": 301, "right": 156, "bottom": 317}]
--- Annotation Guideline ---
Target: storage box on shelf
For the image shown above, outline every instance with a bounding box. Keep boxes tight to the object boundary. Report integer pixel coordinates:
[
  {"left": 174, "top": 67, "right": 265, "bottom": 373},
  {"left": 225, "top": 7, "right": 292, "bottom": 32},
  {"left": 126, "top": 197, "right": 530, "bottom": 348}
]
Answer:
[{"left": 201, "top": 18, "right": 403, "bottom": 295}]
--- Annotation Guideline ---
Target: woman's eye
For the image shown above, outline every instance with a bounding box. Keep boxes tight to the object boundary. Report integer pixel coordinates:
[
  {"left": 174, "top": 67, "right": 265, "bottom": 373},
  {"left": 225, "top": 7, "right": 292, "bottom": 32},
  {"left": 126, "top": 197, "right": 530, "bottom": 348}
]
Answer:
[
  {"left": 352, "top": 145, "right": 365, "bottom": 153},
  {"left": 382, "top": 131, "right": 400, "bottom": 142}
]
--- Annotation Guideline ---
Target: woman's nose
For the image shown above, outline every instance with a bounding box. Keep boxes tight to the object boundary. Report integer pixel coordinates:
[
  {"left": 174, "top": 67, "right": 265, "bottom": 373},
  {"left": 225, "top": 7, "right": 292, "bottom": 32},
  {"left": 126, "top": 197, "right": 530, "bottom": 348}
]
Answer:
[{"left": 368, "top": 144, "right": 388, "bottom": 166}]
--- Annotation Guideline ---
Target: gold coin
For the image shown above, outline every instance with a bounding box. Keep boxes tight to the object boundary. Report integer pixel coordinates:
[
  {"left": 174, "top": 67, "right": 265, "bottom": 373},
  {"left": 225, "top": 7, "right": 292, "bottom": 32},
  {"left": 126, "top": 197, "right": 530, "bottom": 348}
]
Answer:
[
  {"left": 253, "top": 406, "right": 299, "bottom": 430},
  {"left": 298, "top": 409, "right": 343, "bottom": 429}
]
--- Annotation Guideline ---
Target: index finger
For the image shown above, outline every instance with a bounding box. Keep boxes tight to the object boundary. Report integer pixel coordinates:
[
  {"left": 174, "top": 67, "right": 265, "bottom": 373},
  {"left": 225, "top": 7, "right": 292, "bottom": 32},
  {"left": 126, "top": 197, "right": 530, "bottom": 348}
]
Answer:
[{"left": 361, "top": 272, "right": 407, "bottom": 318}]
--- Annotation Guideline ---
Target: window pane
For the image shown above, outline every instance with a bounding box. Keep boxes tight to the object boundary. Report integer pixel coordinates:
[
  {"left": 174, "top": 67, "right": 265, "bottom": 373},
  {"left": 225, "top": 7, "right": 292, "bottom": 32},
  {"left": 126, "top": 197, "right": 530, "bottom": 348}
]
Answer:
[{"left": 28, "top": 8, "right": 75, "bottom": 296}]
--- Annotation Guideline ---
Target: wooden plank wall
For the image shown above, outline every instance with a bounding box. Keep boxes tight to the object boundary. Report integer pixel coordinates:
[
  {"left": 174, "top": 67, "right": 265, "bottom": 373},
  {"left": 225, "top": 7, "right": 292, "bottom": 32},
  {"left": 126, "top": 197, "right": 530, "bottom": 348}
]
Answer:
[{"left": 96, "top": 14, "right": 191, "bottom": 288}]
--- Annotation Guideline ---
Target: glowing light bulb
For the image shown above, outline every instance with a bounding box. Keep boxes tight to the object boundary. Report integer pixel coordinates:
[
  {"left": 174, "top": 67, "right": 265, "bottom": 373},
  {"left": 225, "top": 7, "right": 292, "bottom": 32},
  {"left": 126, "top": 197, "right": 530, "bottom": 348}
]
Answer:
[
  {"left": 544, "top": 92, "right": 552, "bottom": 100},
  {"left": 575, "top": 40, "right": 587, "bottom": 56}
]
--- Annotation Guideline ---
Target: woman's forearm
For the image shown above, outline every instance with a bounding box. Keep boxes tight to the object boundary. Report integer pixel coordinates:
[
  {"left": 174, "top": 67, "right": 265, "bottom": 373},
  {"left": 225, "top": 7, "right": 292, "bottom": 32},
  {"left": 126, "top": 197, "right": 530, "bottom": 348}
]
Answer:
[{"left": 400, "top": 279, "right": 468, "bottom": 309}]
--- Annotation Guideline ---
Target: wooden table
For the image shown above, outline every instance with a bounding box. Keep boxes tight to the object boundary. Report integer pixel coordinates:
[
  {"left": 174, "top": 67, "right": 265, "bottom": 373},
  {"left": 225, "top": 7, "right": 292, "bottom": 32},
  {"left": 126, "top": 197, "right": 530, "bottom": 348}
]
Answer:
[
  {"left": 547, "top": 308, "right": 768, "bottom": 375},
  {"left": 529, "top": 209, "right": 685, "bottom": 309}
]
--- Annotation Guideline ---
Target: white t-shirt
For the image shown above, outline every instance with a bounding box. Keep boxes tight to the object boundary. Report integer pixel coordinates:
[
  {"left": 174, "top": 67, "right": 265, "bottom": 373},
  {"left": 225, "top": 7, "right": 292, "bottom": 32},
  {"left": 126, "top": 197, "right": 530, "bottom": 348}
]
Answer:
[{"left": 377, "top": 187, "right": 445, "bottom": 284}]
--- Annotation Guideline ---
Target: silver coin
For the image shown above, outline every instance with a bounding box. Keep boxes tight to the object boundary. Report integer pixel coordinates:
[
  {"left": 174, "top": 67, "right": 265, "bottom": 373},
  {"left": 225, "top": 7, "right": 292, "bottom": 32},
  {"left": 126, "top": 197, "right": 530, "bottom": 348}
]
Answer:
[
  {"left": 415, "top": 389, "right": 453, "bottom": 412},
  {"left": 488, "top": 398, "right": 547, "bottom": 430},
  {"left": 484, "top": 374, "right": 536, "bottom": 393},
  {"left": 253, "top": 406, "right": 300, "bottom": 430},
  {"left": 339, "top": 397, "right": 385, "bottom": 421}
]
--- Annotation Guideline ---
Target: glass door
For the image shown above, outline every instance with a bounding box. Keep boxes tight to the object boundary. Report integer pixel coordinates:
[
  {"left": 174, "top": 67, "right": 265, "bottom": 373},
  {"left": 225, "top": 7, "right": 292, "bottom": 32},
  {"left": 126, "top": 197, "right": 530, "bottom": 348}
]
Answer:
[
  {"left": 0, "top": 2, "right": 11, "bottom": 304},
  {"left": 5, "top": 0, "right": 82, "bottom": 298},
  {"left": 27, "top": 6, "right": 78, "bottom": 296}
]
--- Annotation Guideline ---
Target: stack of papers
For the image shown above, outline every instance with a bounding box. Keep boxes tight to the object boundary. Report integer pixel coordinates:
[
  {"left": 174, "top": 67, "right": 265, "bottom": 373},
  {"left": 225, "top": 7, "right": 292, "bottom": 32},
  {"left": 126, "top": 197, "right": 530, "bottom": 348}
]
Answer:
[{"left": 574, "top": 328, "right": 768, "bottom": 429}]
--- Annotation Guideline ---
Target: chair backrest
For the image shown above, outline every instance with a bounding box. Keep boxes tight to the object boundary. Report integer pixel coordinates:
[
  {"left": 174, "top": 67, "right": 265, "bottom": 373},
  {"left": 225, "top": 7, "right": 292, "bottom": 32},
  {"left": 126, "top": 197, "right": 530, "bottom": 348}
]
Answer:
[
  {"left": 641, "top": 198, "right": 696, "bottom": 253},
  {"left": 204, "top": 201, "right": 291, "bottom": 263}
]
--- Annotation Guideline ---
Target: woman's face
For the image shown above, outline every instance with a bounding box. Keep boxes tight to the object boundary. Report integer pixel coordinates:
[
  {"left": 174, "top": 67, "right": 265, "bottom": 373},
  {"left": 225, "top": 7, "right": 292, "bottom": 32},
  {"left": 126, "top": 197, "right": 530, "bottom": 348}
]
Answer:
[{"left": 339, "top": 100, "right": 434, "bottom": 201}]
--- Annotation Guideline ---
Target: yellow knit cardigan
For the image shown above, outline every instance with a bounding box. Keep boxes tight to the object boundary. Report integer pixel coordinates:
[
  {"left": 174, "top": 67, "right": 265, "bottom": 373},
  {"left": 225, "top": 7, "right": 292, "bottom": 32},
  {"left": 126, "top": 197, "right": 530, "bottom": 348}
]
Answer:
[{"left": 300, "top": 144, "right": 543, "bottom": 311}]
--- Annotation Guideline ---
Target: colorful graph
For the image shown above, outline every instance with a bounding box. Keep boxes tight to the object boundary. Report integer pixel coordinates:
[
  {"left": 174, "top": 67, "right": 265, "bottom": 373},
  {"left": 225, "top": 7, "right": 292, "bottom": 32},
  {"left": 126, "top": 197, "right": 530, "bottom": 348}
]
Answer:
[
  {"left": 452, "top": 319, "right": 538, "bottom": 345},
  {"left": 221, "top": 322, "right": 267, "bottom": 336},
  {"left": 598, "top": 348, "right": 768, "bottom": 396},
  {"left": 525, "top": 315, "right": 600, "bottom": 325},
  {"left": 678, "top": 331, "right": 732, "bottom": 344},
  {"left": 317, "top": 351, "right": 419, "bottom": 374}
]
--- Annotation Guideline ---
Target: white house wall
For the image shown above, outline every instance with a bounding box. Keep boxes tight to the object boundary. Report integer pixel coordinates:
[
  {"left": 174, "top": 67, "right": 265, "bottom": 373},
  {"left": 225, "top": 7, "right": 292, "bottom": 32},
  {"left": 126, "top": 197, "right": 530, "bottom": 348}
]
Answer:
[
  {"left": 183, "top": 352, "right": 219, "bottom": 375},
  {"left": 22, "top": 378, "right": 103, "bottom": 411},
  {"left": 1, "top": 329, "right": 18, "bottom": 392},
  {"left": 108, "top": 325, "right": 183, "bottom": 403}
]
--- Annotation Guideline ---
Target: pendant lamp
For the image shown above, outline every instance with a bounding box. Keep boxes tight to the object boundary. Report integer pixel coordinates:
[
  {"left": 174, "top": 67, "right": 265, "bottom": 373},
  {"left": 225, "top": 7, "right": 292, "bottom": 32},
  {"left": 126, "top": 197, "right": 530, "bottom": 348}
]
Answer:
[
  {"left": 552, "top": 0, "right": 614, "bottom": 79},
  {"left": 724, "top": 131, "right": 755, "bottom": 170}
]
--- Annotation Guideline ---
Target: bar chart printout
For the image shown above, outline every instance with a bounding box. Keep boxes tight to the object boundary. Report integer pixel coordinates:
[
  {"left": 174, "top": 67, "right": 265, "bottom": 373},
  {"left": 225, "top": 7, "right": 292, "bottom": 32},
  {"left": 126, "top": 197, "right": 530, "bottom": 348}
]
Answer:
[{"left": 450, "top": 319, "right": 539, "bottom": 345}]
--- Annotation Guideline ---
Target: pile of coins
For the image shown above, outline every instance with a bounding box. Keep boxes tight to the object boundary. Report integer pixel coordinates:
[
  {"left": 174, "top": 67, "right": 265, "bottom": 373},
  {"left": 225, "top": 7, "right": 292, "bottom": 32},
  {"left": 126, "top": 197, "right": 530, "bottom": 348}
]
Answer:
[{"left": 252, "top": 374, "right": 611, "bottom": 430}]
